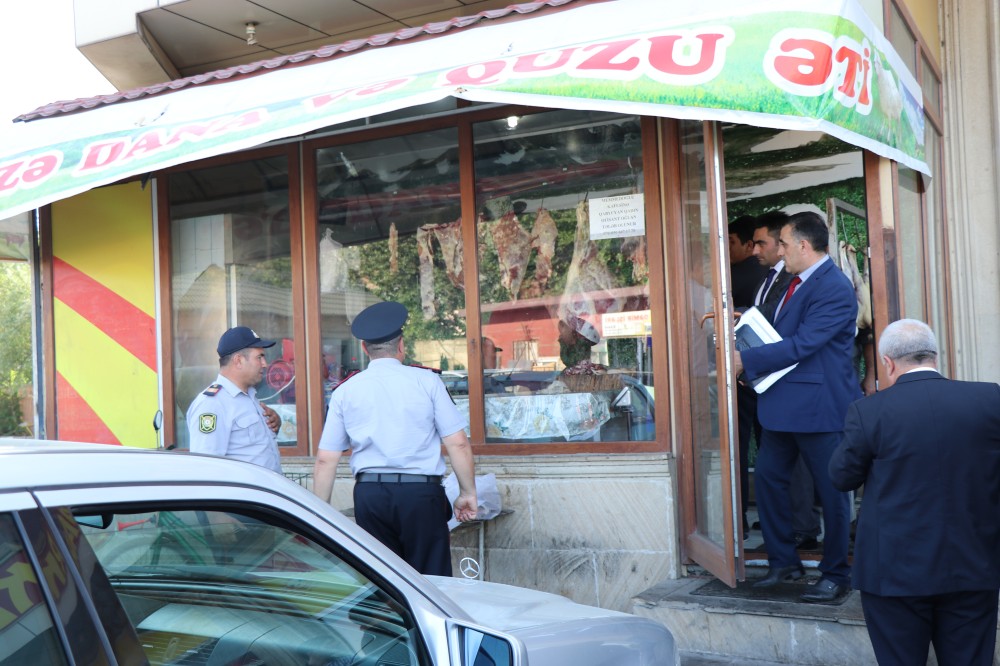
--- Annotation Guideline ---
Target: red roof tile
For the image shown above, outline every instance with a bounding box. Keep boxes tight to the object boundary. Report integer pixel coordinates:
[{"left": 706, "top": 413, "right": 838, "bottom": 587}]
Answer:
[{"left": 16, "top": 0, "right": 584, "bottom": 122}]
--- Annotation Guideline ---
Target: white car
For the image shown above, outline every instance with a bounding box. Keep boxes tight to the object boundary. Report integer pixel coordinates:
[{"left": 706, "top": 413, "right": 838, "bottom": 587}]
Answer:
[{"left": 0, "top": 440, "right": 677, "bottom": 666}]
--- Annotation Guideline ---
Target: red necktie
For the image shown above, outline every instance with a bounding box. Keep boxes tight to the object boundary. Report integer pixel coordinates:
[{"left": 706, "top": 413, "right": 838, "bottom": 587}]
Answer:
[{"left": 781, "top": 276, "right": 802, "bottom": 308}]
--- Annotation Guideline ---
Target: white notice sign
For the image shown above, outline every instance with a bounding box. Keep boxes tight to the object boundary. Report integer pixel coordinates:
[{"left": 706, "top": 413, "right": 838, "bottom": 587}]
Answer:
[
  {"left": 602, "top": 310, "right": 652, "bottom": 338},
  {"left": 589, "top": 194, "right": 645, "bottom": 240}
]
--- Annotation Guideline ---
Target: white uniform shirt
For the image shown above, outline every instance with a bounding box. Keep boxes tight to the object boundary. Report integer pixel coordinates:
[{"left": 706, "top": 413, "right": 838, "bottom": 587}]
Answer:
[
  {"left": 318, "top": 358, "right": 467, "bottom": 476},
  {"left": 186, "top": 374, "right": 281, "bottom": 473}
]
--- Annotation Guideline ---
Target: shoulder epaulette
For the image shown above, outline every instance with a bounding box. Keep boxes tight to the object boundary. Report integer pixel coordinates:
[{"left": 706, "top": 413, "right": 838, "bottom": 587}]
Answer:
[
  {"left": 407, "top": 363, "right": 442, "bottom": 374},
  {"left": 203, "top": 384, "right": 222, "bottom": 396},
  {"left": 331, "top": 370, "right": 360, "bottom": 392}
]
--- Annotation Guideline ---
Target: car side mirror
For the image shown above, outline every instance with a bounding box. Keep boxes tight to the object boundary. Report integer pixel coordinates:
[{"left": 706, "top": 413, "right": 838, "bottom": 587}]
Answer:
[
  {"left": 74, "top": 512, "right": 114, "bottom": 529},
  {"left": 449, "top": 620, "right": 525, "bottom": 666}
]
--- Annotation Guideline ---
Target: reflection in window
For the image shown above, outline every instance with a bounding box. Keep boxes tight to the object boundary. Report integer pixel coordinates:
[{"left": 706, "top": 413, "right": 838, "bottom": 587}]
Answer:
[
  {"left": 723, "top": 125, "right": 872, "bottom": 387},
  {"left": 0, "top": 514, "right": 68, "bottom": 666},
  {"left": 678, "top": 119, "right": 722, "bottom": 545},
  {"left": 897, "top": 167, "right": 926, "bottom": 321},
  {"left": 169, "top": 157, "right": 296, "bottom": 449},
  {"left": 79, "top": 508, "right": 426, "bottom": 666},
  {"left": 315, "top": 129, "right": 465, "bottom": 407},
  {"left": 889, "top": 2, "right": 918, "bottom": 76},
  {"left": 473, "top": 111, "right": 654, "bottom": 443},
  {"left": 924, "top": 124, "right": 950, "bottom": 375}
]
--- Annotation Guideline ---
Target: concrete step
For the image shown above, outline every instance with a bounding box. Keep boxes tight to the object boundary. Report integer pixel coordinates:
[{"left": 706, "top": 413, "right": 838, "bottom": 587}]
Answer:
[{"left": 632, "top": 572, "right": 877, "bottom": 666}]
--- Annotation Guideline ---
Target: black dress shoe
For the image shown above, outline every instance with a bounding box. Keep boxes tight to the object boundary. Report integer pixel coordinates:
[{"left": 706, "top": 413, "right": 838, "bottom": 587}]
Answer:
[
  {"left": 800, "top": 578, "right": 848, "bottom": 603},
  {"left": 752, "top": 564, "right": 805, "bottom": 588}
]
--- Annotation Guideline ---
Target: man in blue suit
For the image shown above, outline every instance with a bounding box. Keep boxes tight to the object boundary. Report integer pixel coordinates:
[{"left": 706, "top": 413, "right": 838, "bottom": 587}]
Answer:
[
  {"left": 735, "top": 210, "right": 861, "bottom": 602},
  {"left": 829, "top": 319, "right": 1000, "bottom": 665}
]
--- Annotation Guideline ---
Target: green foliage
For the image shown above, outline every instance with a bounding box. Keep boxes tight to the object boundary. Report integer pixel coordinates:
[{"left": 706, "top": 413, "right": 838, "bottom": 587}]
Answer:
[
  {"left": 353, "top": 234, "right": 468, "bottom": 354},
  {"left": 726, "top": 177, "right": 869, "bottom": 273},
  {"left": 241, "top": 256, "right": 293, "bottom": 288},
  {"left": 0, "top": 262, "right": 31, "bottom": 434},
  {"left": 0, "top": 386, "right": 23, "bottom": 435}
]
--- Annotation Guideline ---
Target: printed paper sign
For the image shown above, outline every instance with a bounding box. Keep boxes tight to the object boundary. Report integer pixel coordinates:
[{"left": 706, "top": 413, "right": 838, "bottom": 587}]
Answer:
[
  {"left": 602, "top": 310, "right": 652, "bottom": 338},
  {"left": 589, "top": 194, "right": 645, "bottom": 240}
]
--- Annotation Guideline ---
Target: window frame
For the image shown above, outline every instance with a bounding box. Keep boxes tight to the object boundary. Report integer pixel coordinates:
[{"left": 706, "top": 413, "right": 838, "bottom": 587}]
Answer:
[
  {"left": 33, "top": 482, "right": 453, "bottom": 661},
  {"left": 300, "top": 106, "right": 671, "bottom": 455},
  {"left": 884, "top": 0, "right": 952, "bottom": 372}
]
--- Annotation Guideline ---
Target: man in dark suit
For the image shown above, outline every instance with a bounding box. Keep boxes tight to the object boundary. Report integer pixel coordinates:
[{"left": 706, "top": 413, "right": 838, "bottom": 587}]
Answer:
[
  {"left": 729, "top": 215, "right": 769, "bottom": 310},
  {"left": 731, "top": 213, "right": 771, "bottom": 537},
  {"left": 751, "top": 211, "right": 822, "bottom": 551},
  {"left": 750, "top": 211, "right": 793, "bottom": 320},
  {"left": 734, "top": 210, "right": 861, "bottom": 602},
  {"left": 736, "top": 211, "right": 792, "bottom": 538},
  {"left": 829, "top": 319, "right": 1000, "bottom": 665}
]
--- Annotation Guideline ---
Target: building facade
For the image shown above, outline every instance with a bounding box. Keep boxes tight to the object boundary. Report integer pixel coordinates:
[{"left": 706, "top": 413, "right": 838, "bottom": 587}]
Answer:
[{"left": 2, "top": 0, "right": 995, "bottom": 611}]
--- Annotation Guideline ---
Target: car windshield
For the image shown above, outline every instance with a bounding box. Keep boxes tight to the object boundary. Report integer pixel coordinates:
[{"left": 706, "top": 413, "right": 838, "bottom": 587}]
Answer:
[{"left": 75, "top": 508, "right": 428, "bottom": 666}]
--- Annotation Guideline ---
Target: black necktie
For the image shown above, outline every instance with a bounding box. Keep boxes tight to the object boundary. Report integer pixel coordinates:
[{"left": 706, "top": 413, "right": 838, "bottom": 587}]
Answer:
[{"left": 758, "top": 268, "right": 777, "bottom": 305}]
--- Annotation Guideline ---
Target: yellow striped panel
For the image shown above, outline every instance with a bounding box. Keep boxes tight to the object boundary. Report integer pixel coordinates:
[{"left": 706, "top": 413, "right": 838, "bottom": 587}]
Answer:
[{"left": 54, "top": 299, "right": 159, "bottom": 448}]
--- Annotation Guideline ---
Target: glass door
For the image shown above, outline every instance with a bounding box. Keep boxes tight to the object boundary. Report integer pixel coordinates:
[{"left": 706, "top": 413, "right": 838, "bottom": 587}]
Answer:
[{"left": 669, "top": 119, "right": 742, "bottom": 585}]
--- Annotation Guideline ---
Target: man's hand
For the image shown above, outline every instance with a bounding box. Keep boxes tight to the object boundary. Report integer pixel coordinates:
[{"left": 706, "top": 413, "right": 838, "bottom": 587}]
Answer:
[
  {"left": 441, "top": 430, "right": 477, "bottom": 522},
  {"left": 453, "top": 492, "right": 479, "bottom": 522},
  {"left": 734, "top": 350, "right": 744, "bottom": 377},
  {"left": 261, "top": 403, "right": 281, "bottom": 434}
]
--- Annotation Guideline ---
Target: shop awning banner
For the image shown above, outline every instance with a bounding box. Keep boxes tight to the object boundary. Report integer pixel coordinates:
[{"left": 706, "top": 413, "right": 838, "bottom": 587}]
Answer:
[{"left": 0, "top": 0, "right": 927, "bottom": 220}]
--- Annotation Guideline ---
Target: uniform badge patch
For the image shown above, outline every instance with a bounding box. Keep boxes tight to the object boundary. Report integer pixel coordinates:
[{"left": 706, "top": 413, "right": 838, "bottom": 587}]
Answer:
[
  {"left": 203, "top": 384, "right": 222, "bottom": 396},
  {"left": 199, "top": 413, "right": 217, "bottom": 433}
]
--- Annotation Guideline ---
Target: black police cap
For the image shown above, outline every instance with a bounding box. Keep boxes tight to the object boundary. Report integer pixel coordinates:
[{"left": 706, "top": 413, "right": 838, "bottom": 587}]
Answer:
[
  {"left": 351, "top": 301, "right": 408, "bottom": 343},
  {"left": 217, "top": 326, "right": 276, "bottom": 357}
]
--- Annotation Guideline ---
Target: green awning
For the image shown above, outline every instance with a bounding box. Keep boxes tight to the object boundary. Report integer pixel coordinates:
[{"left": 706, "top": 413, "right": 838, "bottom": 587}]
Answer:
[{"left": 0, "top": 0, "right": 926, "bottom": 221}]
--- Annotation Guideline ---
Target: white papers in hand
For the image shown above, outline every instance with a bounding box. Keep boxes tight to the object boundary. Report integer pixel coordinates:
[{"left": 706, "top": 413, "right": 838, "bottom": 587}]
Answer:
[{"left": 734, "top": 307, "right": 798, "bottom": 394}]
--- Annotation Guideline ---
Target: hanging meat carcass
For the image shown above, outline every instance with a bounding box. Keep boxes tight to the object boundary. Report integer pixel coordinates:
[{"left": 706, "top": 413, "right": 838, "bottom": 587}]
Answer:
[
  {"left": 560, "top": 200, "right": 620, "bottom": 321},
  {"left": 431, "top": 219, "right": 464, "bottom": 289},
  {"left": 389, "top": 222, "right": 398, "bottom": 274},
  {"left": 622, "top": 235, "right": 648, "bottom": 282},
  {"left": 416, "top": 226, "right": 436, "bottom": 318},
  {"left": 491, "top": 211, "right": 534, "bottom": 300},
  {"left": 531, "top": 207, "right": 558, "bottom": 289},
  {"left": 840, "top": 241, "right": 873, "bottom": 330}
]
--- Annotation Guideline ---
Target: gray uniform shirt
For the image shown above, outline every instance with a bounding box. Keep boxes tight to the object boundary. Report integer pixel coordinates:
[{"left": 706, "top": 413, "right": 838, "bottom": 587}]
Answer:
[
  {"left": 318, "top": 358, "right": 467, "bottom": 476},
  {"left": 186, "top": 374, "right": 281, "bottom": 473}
]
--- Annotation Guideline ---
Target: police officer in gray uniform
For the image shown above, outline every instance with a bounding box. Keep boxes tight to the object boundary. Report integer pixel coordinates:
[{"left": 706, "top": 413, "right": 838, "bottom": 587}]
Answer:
[
  {"left": 313, "top": 301, "right": 477, "bottom": 576},
  {"left": 187, "top": 326, "right": 283, "bottom": 473}
]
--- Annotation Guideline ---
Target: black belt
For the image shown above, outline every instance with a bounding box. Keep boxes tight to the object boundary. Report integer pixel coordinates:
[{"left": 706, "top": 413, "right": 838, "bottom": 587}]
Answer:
[{"left": 355, "top": 472, "right": 442, "bottom": 484}]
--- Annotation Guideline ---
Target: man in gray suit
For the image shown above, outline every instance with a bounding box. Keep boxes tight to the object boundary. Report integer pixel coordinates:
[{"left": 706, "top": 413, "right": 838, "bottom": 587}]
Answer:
[{"left": 829, "top": 319, "right": 1000, "bottom": 665}]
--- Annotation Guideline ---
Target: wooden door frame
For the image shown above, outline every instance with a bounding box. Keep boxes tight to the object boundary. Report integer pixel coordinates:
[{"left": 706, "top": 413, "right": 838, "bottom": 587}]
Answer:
[{"left": 666, "top": 119, "right": 741, "bottom": 586}]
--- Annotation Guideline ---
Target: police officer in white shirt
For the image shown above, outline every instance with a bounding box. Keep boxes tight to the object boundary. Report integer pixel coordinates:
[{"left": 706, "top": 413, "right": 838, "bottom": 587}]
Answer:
[
  {"left": 187, "top": 326, "right": 283, "bottom": 473},
  {"left": 313, "top": 301, "right": 478, "bottom": 576}
]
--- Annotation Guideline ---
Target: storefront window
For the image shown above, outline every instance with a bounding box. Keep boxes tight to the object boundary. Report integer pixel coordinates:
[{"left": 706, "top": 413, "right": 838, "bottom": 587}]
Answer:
[
  {"left": 473, "top": 110, "right": 653, "bottom": 443},
  {"left": 169, "top": 155, "right": 295, "bottom": 449},
  {"left": 924, "top": 124, "right": 950, "bottom": 375},
  {"left": 897, "top": 167, "right": 926, "bottom": 321},
  {"left": 315, "top": 129, "right": 464, "bottom": 408}
]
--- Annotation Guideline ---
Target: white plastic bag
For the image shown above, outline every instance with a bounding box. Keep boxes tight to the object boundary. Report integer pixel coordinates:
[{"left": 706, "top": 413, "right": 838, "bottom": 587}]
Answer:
[{"left": 443, "top": 473, "right": 502, "bottom": 531}]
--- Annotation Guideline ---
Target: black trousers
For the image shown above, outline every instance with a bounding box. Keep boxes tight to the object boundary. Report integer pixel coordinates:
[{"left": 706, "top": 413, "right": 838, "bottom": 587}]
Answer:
[
  {"left": 353, "top": 480, "right": 453, "bottom": 576},
  {"left": 735, "top": 383, "right": 757, "bottom": 531},
  {"left": 860, "top": 589, "right": 999, "bottom": 666}
]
